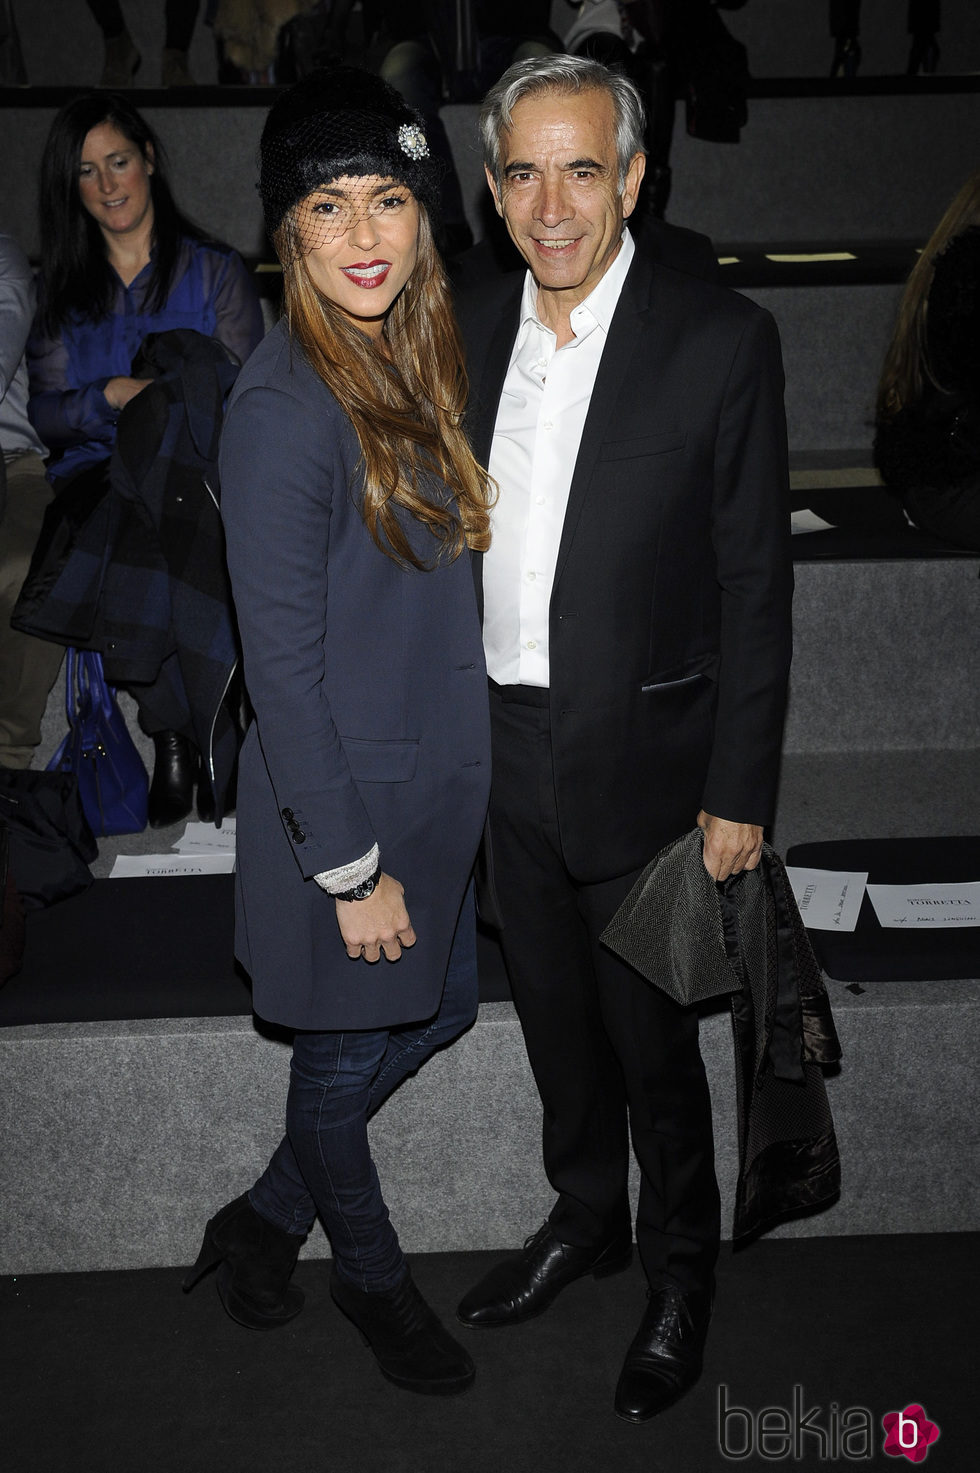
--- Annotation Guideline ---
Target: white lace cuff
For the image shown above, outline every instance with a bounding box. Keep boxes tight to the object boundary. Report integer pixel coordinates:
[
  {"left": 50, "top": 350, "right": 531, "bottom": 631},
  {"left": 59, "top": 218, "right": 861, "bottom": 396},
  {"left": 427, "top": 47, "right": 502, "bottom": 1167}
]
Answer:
[{"left": 314, "top": 843, "right": 380, "bottom": 895}]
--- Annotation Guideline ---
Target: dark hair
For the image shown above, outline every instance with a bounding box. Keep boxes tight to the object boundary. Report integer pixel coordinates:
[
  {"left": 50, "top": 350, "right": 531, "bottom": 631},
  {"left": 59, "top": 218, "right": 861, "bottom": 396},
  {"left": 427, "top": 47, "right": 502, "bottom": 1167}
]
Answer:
[{"left": 37, "top": 91, "right": 203, "bottom": 334}]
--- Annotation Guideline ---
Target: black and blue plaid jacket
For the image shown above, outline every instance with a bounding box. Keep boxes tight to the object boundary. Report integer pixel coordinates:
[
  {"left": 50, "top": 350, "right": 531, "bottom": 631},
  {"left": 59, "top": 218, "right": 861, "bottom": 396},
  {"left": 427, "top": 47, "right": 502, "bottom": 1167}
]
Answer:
[{"left": 13, "top": 329, "right": 242, "bottom": 814}]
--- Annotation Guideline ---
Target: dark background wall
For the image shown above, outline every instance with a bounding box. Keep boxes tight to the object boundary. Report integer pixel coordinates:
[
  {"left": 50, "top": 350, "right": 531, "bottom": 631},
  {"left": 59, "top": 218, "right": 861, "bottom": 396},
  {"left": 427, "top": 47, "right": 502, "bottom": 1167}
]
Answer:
[{"left": 10, "top": 0, "right": 980, "bottom": 88}]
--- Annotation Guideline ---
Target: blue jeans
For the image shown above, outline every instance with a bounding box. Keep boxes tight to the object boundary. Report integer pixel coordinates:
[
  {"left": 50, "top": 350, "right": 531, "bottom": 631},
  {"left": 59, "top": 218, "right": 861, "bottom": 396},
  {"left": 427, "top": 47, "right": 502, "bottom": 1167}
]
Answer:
[{"left": 249, "top": 890, "right": 478, "bottom": 1292}]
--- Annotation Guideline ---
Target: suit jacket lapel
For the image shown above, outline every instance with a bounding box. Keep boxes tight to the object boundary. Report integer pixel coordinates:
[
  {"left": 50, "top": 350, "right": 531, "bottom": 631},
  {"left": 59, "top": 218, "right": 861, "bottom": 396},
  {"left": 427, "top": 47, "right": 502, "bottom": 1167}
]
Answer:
[
  {"left": 467, "top": 280, "right": 523, "bottom": 465},
  {"left": 464, "top": 276, "right": 522, "bottom": 621},
  {"left": 552, "top": 249, "right": 657, "bottom": 591}
]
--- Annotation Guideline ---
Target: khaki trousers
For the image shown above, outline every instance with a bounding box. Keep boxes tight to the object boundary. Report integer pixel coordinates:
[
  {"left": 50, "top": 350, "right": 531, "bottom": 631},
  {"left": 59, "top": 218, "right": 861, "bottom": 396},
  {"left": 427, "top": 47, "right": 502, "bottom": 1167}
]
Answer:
[{"left": 0, "top": 451, "right": 65, "bottom": 767}]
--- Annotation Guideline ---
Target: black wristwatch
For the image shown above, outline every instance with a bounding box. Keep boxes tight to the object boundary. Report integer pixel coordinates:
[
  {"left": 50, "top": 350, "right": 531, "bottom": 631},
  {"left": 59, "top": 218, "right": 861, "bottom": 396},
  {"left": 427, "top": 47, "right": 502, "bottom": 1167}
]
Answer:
[{"left": 334, "top": 865, "right": 382, "bottom": 903}]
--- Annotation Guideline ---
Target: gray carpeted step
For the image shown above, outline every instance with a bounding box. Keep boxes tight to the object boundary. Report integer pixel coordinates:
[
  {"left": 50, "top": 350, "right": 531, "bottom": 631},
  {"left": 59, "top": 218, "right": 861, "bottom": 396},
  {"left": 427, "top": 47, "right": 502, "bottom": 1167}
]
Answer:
[{"left": 2, "top": 967, "right": 977, "bottom": 1274}]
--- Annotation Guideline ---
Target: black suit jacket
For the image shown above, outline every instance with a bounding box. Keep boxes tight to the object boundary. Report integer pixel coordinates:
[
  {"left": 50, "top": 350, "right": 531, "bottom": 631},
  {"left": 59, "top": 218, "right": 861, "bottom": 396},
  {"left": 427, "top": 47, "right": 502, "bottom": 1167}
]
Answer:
[{"left": 460, "top": 242, "right": 793, "bottom": 884}]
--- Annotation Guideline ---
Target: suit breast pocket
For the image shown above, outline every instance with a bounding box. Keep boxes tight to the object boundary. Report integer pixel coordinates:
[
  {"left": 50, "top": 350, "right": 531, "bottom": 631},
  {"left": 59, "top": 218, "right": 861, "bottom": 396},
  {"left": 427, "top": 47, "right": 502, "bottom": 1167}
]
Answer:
[{"left": 598, "top": 431, "right": 687, "bottom": 463}]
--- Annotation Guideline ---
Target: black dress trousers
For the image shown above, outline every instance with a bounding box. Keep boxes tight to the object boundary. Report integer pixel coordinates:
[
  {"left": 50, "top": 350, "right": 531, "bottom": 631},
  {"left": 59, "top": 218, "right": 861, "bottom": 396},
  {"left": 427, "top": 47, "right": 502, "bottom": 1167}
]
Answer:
[{"left": 487, "top": 683, "right": 721, "bottom": 1294}]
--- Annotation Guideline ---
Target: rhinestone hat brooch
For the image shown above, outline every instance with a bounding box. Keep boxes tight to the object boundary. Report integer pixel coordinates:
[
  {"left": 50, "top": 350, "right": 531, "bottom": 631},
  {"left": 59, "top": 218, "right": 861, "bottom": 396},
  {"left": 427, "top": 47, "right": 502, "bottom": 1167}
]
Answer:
[{"left": 398, "top": 123, "right": 429, "bottom": 160}]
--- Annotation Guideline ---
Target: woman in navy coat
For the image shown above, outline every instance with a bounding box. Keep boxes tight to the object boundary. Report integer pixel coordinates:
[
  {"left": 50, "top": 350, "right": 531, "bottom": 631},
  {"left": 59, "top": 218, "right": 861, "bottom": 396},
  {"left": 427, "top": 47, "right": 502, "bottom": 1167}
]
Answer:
[{"left": 183, "top": 69, "right": 492, "bottom": 1398}]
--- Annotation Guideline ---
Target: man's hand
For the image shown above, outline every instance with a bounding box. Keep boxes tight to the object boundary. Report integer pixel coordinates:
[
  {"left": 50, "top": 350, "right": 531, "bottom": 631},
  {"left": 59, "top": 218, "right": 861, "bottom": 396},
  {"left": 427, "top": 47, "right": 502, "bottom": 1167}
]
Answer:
[
  {"left": 335, "top": 873, "right": 417, "bottom": 963},
  {"left": 697, "top": 810, "right": 763, "bottom": 882}
]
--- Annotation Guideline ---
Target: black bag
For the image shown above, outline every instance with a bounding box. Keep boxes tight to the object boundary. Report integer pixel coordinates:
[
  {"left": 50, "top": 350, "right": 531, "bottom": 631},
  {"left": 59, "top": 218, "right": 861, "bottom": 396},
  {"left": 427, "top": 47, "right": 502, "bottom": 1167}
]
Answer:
[
  {"left": 0, "top": 767, "right": 97, "bottom": 910},
  {"left": 9, "top": 459, "right": 112, "bottom": 647}
]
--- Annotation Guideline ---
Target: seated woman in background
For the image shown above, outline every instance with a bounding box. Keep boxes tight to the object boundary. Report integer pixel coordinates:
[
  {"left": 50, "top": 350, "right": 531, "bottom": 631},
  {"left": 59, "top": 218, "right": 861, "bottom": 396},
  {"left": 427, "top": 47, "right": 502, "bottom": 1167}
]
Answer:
[
  {"left": 24, "top": 92, "right": 264, "bottom": 825},
  {"left": 875, "top": 168, "right": 980, "bottom": 552}
]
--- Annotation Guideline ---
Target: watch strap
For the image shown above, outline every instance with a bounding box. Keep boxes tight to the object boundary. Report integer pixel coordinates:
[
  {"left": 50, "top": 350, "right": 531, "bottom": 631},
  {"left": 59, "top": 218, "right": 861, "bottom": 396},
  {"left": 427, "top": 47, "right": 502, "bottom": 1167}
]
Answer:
[{"left": 333, "top": 864, "right": 383, "bottom": 903}]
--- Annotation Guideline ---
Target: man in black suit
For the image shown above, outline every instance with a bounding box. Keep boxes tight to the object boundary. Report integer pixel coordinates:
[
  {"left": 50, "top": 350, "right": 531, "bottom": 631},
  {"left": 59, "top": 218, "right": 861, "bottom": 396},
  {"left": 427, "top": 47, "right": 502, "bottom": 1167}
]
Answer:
[{"left": 454, "top": 55, "right": 793, "bottom": 1421}]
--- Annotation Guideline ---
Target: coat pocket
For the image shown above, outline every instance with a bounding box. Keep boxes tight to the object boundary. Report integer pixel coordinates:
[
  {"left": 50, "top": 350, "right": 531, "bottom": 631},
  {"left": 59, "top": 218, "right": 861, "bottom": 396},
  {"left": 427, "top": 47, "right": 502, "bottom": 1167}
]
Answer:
[
  {"left": 641, "top": 654, "right": 719, "bottom": 693},
  {"left": 340, "top": 737, "right": 420, "bottom": 783},
  {"left": 598, "top": 431, "right": 687, "bottom": 462}
]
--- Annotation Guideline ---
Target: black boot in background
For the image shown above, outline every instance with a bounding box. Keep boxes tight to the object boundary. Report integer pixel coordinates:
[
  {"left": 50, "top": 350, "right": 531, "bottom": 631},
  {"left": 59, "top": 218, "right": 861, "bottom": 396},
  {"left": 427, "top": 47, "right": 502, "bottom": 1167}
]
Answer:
[
  {"left": 907, "top": 32, "right": 939, "bottom": 74},
  {"left": 830, "top": 35, "right": 861, "bottom": 77},
  {"left": 147, "top": 730, "right": 195, "bottom": 828}
]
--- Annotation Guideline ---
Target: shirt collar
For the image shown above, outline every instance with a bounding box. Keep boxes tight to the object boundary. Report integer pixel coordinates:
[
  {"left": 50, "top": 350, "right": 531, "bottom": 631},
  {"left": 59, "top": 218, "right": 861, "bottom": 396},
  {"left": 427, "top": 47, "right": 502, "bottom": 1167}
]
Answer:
[{"left": 517, "top": 227, "right": 636, "bottom": 343}]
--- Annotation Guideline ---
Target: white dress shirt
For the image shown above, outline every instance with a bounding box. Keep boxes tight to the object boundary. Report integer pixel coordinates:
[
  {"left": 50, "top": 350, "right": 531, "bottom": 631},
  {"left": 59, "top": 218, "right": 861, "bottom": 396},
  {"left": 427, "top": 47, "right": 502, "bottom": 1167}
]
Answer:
[{"left": 482, "top": 230, "right": 635, "bottom": 687}]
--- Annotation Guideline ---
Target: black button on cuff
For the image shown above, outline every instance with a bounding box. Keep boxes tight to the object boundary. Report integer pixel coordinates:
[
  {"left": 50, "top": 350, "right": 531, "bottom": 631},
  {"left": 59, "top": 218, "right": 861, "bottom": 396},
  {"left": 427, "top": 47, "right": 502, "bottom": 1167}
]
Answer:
[{"left": 281, "top": 807, "right": 306, "bottom": 843}]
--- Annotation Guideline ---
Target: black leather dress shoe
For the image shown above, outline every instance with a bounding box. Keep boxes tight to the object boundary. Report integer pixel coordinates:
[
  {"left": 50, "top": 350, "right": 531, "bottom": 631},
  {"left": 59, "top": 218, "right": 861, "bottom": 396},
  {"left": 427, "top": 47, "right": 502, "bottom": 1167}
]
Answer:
[
  {"left": 614, "top": 1279, "right": 713, "bottom": 1422},
  {"left": 457, "top": 1221, "right": 632, "bottom": 1328},
  {"left": 147, "top": 730, "right": 196, "bottom": 829}
]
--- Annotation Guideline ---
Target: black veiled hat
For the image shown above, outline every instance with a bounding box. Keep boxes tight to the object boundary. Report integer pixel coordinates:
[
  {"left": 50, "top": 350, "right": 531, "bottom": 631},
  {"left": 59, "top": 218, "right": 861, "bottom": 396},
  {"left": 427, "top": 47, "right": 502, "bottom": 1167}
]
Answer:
[{"left": 259, "top": 66, "right": 441, "bottom": 242}]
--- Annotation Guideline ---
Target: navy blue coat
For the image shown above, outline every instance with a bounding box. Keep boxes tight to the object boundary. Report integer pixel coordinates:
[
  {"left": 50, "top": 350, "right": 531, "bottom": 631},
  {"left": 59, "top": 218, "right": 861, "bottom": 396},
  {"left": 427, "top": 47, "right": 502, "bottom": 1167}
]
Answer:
[{"left": 219, "top": 320, "right": 490, "bottom": 1030}]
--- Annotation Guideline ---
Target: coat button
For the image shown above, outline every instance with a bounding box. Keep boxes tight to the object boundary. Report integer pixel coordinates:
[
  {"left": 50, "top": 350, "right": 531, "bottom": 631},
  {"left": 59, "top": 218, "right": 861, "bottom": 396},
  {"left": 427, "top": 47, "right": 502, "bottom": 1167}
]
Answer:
[
  {"left": 293, "top": 830, "right": 306, "bottom": 844},
  {"left": 281, "top": 807, "right": 294, "bottom": 820}
]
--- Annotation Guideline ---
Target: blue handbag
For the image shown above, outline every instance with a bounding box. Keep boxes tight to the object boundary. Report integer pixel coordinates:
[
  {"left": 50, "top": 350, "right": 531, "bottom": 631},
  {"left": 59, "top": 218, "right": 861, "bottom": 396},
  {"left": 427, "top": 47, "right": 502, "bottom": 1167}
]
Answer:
[{"left": 46, "top": 648, "right": 149, "bottom": 837}]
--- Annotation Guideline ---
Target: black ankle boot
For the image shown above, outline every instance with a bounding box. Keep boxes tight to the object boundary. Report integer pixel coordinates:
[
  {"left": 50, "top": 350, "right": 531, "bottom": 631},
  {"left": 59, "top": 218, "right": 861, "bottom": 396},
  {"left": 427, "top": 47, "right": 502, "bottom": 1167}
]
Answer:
[
  {"left": 830, "top": 36, "right": 861, "bottom": 78},
  {"left": 148, "top": 730, "right": 195, "bottom": 828},
  {"left": 183, "top": 1193, "right": 305, "bottom": 1329},
  {"left": 330, "top": 1265, "right": 475, "bottom": 1395},
  {"left": 907, "top": 33, "right": 939, "bottom": 75}
]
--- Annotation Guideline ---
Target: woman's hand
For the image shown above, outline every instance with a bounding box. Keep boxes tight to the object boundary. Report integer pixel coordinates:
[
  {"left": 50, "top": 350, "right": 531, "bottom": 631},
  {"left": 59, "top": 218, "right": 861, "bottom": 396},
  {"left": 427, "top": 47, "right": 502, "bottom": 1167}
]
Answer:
[
  {"left": 104, "top": 375, "right": 152, "bottom": 411},
  {"left": 335, "top": 873, "right": 417, "bottom": 963}
]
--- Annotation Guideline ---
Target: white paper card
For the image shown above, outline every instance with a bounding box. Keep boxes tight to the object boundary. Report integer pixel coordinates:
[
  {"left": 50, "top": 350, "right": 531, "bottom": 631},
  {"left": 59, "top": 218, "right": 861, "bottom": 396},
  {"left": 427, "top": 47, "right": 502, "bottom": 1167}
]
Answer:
[
  {"left": 790, "top": 509, "right": 836, "bottom": 535},
  {"left": 174, "top": 819, "right": 237, "bottom": 854},
  {"left": 109, "top": 853, "right": 236, "bottom": 878},
  {"left": 785, "top": 867, "right": 868, "bottom": 932},
  {"left": 866, "top": 882, "right": 980, "bottom": 928}
]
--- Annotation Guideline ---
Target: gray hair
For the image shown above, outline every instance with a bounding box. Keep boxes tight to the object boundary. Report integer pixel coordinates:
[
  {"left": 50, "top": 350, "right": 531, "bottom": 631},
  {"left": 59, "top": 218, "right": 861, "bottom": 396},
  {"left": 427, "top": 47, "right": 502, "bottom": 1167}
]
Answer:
[{"left": 480, "top": 54, "right": 647, "bottom": 191}]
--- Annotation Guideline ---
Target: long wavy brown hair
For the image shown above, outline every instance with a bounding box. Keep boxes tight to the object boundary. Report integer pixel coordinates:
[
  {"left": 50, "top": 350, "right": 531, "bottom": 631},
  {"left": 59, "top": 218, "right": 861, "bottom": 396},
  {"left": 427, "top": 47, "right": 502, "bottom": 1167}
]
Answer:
[
  {"left": 273, "top": 201, "right": 491, "bottom": 569},
  {"left": 877, "top": 168, "right": 980, "bottom": 421}
]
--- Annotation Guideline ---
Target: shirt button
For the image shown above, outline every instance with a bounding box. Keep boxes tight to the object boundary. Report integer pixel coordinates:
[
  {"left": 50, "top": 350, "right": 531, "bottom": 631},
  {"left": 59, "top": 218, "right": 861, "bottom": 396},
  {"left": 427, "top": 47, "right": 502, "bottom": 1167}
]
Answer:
[
  {"left": 526, "top": 571, "right": 536, "bottom": 582},
  {"left": 542, "top": 421, "right": 554, "bottom": 431},
  {"left": 526, "top": 640, "right": 537, "bottom": 650},
  {"left": 535, "top": 496, "right": 546, "bottom": 506}
]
